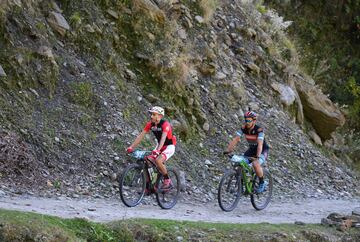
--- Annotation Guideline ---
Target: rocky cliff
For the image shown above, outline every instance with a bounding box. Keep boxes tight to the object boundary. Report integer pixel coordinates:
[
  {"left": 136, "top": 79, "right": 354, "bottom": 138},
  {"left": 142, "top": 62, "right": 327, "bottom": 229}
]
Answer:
[{"left": 0, "top": 0, "right": 358, "bottom": 201}]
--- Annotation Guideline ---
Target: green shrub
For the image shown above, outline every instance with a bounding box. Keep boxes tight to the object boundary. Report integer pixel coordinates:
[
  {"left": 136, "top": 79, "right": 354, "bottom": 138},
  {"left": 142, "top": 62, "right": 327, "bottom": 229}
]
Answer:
[
  {"left": 69, "top": 12, "right": 82, "bottom": 28},
  {"left": 68, "top": 82, "right": 94, "bottom": 108},
  {"left": 265, "top": 0, "right": 360, "bottom": 129},
  {"left": 346, "top": 76, "right": 360, "bottom": 127}
]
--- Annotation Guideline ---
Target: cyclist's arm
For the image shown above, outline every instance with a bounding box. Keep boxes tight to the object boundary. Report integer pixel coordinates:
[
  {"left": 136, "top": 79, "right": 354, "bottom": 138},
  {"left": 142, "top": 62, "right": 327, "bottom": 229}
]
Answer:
[
  {"left": 156, "top": 131, "right": 168, "bottom": 151},
  {"left": 256, "top": 130, "right": 265, "bottom": 158},
  {"left": 256, "top": 139, "right": 263, "bottom": 158},
  {"left": 225, "top": 136, "right": 240, "bottom": 153},
  {"left": 130, "top": 130, "right": 148, "bottom": 149}
]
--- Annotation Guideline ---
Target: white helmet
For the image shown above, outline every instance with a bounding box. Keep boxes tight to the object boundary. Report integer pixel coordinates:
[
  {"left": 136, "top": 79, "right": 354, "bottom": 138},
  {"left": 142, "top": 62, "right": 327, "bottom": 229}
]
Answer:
[{"left": 148, "top": 106, "right": 165, "bottom": 116}]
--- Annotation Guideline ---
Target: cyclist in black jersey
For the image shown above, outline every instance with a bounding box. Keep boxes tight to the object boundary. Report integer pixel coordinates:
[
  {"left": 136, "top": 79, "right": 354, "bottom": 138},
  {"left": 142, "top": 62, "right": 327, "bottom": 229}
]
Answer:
[{"left": 224, "top": 111, "right": 269, "bottom": 193}]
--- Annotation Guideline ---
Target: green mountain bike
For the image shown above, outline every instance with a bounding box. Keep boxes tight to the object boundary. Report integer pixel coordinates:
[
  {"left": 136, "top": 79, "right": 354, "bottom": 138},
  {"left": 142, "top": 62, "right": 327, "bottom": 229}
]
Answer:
[
  {"left": 119, "top": 150, "right": 180, "bottom": 209},
  {"left": 218, "top": 154, "right": 273, "bottom": 211}
]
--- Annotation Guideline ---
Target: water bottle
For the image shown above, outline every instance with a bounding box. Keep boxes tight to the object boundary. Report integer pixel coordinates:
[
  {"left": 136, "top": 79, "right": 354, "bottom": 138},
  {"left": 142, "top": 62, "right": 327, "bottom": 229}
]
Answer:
[{"left": 148, "top": 167, "right": 157, "bottom": 184}]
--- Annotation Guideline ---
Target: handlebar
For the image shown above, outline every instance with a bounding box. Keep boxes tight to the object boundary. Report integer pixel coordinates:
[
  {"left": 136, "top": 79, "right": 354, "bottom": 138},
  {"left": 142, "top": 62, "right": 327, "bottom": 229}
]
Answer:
[
  {"left": 222, "top": 151, "right": 233, "bottom": 157},
  {"left": 223, "top": 151, "right": 257, "bottom": 160},
  {"left": 128, "top": 150, "right": 151, "bottom": 159}
]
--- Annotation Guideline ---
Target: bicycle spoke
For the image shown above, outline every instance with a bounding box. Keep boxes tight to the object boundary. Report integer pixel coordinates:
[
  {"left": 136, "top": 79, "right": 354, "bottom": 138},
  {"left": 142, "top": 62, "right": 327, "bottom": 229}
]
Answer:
[
  {"left": 119, "top": 164, "right": 146, "bottom": 207},
  {"left": 250, "top": 169, "right": 273, "bottom": 210},
  {"left": 218, "top": 170, "right": 241, "bottom": 212},
  {"left": 156, "top": 168, "right": 180, "bottom": 209}
]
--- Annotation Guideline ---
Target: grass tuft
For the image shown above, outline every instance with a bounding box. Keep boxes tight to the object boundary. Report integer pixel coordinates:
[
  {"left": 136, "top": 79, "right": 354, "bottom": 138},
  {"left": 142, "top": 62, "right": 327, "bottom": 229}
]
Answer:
[
  {"left": 68, "top": 82, "right": 95, "bottom": 108},
  {"left": 199, "top": 0, "right": 218, "bottom": 23}
]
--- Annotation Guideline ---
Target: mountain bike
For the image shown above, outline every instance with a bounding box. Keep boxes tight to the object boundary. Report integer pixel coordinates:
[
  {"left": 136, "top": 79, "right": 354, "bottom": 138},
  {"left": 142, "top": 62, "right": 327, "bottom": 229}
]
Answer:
[
  {"left": 119, "top": 150, "right": 180, "bottom": 209},
  {"left": 218, "top": 154, "right": 273, "bottom": 211}
]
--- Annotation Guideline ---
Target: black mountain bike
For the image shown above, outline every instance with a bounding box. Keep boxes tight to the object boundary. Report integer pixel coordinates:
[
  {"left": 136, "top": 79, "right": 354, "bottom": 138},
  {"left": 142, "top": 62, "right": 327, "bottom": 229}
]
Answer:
[
  {"left": 119, "top": 150, "right": 180, "bottom": 209},
  {"left": 218, "top": 154, "right": 273, "bottom": 211}
]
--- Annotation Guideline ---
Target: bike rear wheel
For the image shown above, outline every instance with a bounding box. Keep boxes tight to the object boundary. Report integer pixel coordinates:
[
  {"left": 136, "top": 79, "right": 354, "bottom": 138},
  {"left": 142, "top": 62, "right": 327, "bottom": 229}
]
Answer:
[
  {"left": 218, "top": 170, "right": 242, "bottom": 212},
  {"left": 250, "top": 169, "right": 273, "bottom": 210},
  {"left": 119, "top": 163, "right": 146, "bottom": 207},
  {"left": 156, "top": 167, "right": 180, "bottom": 209}
]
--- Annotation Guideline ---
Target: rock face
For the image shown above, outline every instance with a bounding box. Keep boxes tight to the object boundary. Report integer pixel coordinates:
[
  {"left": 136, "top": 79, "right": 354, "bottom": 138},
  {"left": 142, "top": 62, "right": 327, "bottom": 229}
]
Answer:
[
  {"left": 47, "top": 11, "right": 70, "bottom": 36},
  {"left": 296, "top": 81, "right": 345, "bottom": 140},
  {"left": 0, "top": 0, "right": 358, "bottom": 202}
]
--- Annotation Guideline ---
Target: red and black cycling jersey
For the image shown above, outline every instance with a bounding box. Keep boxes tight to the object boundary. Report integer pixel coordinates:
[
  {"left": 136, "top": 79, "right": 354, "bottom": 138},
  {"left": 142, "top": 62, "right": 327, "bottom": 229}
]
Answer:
[
  {"left": 237, "top": 124, "right": 269, "bottom": 156},
  {"left": 144, "top": 119, "right": 176, "bottom": 148}
]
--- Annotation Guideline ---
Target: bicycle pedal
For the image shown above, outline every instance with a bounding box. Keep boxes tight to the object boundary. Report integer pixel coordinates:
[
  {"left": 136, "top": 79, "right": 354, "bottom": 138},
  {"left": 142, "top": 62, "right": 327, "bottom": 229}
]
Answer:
[{"left": 159, "top": 186, "right": 173, "bottom": 193}]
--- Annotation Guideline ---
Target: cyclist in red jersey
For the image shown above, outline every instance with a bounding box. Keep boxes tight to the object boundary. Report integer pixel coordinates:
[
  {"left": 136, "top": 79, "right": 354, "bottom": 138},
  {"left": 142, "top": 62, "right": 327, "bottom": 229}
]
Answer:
[
  {"left": 224, "top": 110, "right": 269, "bottom": 193},
  {"left": 126, "top": 106, "right": 176, "bottom": 189}
]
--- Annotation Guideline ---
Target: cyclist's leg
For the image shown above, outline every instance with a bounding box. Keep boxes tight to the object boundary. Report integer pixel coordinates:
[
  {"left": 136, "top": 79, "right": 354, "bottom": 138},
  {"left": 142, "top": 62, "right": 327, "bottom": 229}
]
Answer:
[
  {"left": 253, "top": 159, "right": 263, "bottom": 178},
  {"left": 258, "top": 149, "right": 269, "bottom": 166},
  {"left": 157, "top": 145, "right": 175, "bottom": 189},
  {"left": 255, "top": 149, "right": 270, "bottom": 193},
  {"left": 155, "top": 145, "right": 175, "bottom": 175},
  {"left": 243, "top": 149, "right": 262, "bottom": 176}
]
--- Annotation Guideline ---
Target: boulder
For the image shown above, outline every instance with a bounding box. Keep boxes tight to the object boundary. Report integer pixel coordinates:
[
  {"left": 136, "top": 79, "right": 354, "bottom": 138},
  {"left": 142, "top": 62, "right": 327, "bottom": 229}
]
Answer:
[
  {"left": 107, "top": 9, "right": 119, "bottom": 19},
  {"left": 215, "top": 71, "right": 227, "bottom": 80},
  {"left": 338, "top": 219, "right": 353, "bottom": 232},
  {"left": 202, "top": 122, "right": 210, "bottom": 131},
  {"left": 0, "top": 65, "right": 6, "bottom": 77},
  {"left": 50, "top": 1, "right": 62, "bottom": 13},
  {"left": 287, "top": 76, "right": 305, "bottom": 125},
  {"left": 133, "top": 0, "right": 166, "bottom": 23},
  {"left": 308, "top": 130, "right": 322, "bottom": 146},
  {"left": 195, "top": 16, "right": 204, "bottom": 24},
  {"left": 125, "top": 69, "right": 137, "bottom": 80},
  {"left": 170, "top": 119, "right": 182, "bottom": 129},
  {"left": 353, "top": 207, "right": 360, "bottom": 216},
  {"left": 296, "top": 81, "right": 345, "bottom": 140},
  {"left": 246, "top": 28, "right": 257, "bottom": 39},
  {"left": 146, "top": 94, "right": 160, "bottom": 103},
  {"left": 47, "top": 11, "right": 70, "bottom": 36},
  {"left": 271, "top": 82, "right": 296, "bottom": 106},
  {"left": 37, "top": 46, "right": 56, "bottom": 65},
  {"left": 179, "top": 170, "right": 186, "bottom": 191},
  {"left": 198, "top": 63, "right": 216, "bottom": 76},
  {"left": 232, "top": 83, "right": 246, "bottom": 101},
  {"left": 178, "top": 28, "right": 187, "bottom": 40},
  {"left": 246, "top": 62, "right": 260, "bottom": 75}
]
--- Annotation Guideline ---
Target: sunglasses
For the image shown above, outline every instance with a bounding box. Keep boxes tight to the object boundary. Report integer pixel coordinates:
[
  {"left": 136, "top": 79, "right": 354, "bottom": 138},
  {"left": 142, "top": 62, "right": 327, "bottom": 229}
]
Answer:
[{"left": 245, "top": 119, "right": 253, "bottom": 123}]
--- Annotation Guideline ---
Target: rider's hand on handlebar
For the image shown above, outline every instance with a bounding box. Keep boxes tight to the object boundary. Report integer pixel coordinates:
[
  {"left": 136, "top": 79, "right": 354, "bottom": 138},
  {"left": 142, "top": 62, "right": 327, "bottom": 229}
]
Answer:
[
  {"left": 249, "top": 156, "right": 258, "bottom": 162},
  {"left": 223, "top": 150, "right": 231, "bottom": 155},
  {"left": 151, "top": 149, "right": 161, "bottom": 156},
  {"left": 126, "top": 146, "right": 134, "bottom": 153}
]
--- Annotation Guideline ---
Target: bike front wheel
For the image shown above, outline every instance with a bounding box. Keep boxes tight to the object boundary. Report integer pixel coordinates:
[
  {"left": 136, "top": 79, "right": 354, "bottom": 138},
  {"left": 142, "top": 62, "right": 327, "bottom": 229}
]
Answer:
[
  {"left": 218, "top": 170, "right": 242, "bottom": 212},
  {"left": 119, "top": 163, "right": 146, "bottom": 207},
  {"left": 156, "top": 167, "right": 180, "bottom": 209},
  {"left": 250, "top": 169, "right": 273, "bottom": 210}
]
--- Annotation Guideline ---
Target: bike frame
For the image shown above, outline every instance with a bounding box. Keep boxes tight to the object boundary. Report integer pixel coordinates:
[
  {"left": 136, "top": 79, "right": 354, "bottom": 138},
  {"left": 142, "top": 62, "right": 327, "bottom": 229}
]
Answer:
[
  {"left": 232, "top": 157, "right": 256, "bottom": 194},
  {"left": 144, "top": 159, "right": 159, "bottom": 187},
  {"left": 132, "top": 150, "right": 159, "bottom": 189}
]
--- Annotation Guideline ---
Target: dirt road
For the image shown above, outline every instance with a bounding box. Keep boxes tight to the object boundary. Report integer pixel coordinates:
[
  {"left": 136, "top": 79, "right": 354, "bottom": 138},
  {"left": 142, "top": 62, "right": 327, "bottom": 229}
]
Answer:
[{"left": 0, "top": 194, "right": 359, "bottom": 224}]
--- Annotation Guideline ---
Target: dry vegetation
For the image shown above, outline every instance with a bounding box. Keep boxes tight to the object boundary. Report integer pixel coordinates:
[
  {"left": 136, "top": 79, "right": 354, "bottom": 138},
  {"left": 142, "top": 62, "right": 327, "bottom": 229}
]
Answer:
[{"left": 199, "top": 0, "right": 219, "bottom": 23}]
